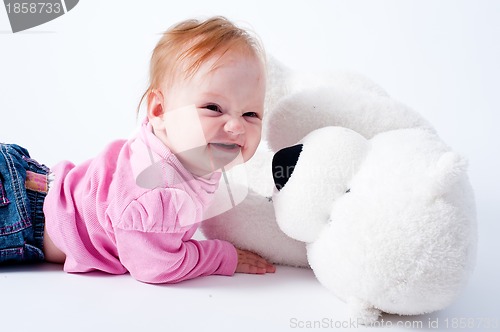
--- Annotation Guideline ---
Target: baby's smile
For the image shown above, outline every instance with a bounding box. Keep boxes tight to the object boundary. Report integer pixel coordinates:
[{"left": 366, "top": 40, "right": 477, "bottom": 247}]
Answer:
[
  {"left": 207, "top": 142, "right": 242, "bottom": 170},
  {"left": 209, "top": 142, "right": 241, "bottom": 150}
]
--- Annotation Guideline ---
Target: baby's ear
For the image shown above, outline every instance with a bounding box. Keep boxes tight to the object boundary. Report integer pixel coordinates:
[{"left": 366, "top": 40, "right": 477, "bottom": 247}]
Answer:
[
  {"left": 147, "top": 89, "right": 164, "bottom": 118},
  {"left": 147, "top": 89, "right": 165, "bottom": 130}
]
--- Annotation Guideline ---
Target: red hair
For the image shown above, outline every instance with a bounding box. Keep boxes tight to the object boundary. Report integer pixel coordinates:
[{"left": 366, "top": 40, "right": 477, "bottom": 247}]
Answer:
[{"left": 137, "top": 16, "right": 265, "bottom": 113}]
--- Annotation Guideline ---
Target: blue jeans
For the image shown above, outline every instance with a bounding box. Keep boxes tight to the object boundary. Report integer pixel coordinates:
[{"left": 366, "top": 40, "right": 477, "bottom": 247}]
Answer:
[{"left": 0, "top": 143, "right": 49, "bottom": 264}]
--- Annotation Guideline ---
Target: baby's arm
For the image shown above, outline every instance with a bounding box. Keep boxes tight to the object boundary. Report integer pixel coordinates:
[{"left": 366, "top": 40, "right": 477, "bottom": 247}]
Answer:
[
  {"left": 115, "top": 229, "right": 275, "bottom": 283},
  {"left": 115, "top": 227, "right": 238, "bottom": 283},
  {"left": 114, "top": 188, "right": 275, "bottom": 283},
  {"left": 114, "top": 189, "right": 238, "bottom": 283}
]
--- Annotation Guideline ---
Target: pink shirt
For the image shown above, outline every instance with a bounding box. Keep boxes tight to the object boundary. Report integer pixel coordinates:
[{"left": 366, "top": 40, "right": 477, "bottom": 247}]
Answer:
[{"left": 44, "top": 120, "right": 238, "bottom": 283}]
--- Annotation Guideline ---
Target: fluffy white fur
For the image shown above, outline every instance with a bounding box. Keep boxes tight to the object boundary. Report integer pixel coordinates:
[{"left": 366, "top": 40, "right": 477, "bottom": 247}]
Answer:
[
  {"left": 201, "top": 58, "right": 477, "bottom": 323},
  {"left": 273, "top": 126, "right": 476, "bottom": 323}
]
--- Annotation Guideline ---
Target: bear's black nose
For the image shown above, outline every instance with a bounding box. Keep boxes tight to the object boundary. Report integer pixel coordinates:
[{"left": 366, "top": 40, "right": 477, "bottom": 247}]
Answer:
[{"left": 272, "top": 144, "right": 303, "bottom": 191}]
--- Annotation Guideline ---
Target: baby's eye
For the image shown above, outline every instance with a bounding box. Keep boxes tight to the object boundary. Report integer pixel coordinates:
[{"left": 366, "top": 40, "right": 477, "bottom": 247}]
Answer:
[
  {"left": 243, "top": 112, "right": 259, "bottom": 118},
  {"left": 204, "top": 104, "right": 222, "bottom": 113}
]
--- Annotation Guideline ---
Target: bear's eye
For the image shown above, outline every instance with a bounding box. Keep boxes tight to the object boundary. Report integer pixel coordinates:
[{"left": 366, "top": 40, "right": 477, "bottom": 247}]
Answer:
[{"left": 345, "top": 188, "right": 351, "bottom": 193}]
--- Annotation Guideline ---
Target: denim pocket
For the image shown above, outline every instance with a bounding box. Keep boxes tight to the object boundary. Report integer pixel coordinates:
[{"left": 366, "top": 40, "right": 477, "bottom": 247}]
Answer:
[
  {"left": 0, "top": 144, "right": 32, "bottom": 236},
  {"left": 22, "top": 243, "right": 44, "bottom": 261},
  {"left": 0, "top": 143, "right": 46, "bottom": 264},
  {"left": 0, "top": 246, "right": 23, "bottom": 263},
  {"left": 0, "top": 174, "right": 10, "bottom": 207},
  {"left": 0, "top": 244, "right": 43, "bottom": 264},
  {"left": 0, "top": 169, "right": 31, "bottom": 236}
]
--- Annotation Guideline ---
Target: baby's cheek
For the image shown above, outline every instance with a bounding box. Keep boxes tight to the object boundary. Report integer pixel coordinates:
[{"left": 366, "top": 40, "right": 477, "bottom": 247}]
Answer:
[{"left": 200, "top": 117, "right": 222, "bottom": 138}]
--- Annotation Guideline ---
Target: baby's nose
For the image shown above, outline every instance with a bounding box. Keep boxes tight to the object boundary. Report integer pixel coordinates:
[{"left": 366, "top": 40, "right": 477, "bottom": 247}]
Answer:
[{"left": 224, "top": 117, "right": 245, "bottom": 135}]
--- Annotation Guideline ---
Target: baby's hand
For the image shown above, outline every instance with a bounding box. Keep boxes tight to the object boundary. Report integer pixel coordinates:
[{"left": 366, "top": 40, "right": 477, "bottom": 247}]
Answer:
[{"left": 235, "top": 248, "right": 276, "bottom": 274}]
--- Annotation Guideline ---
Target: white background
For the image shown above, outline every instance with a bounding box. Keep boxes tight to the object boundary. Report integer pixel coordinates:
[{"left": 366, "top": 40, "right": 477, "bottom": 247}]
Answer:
[{"left": 1, "top": 1, "right": 499, "bottom": 331}]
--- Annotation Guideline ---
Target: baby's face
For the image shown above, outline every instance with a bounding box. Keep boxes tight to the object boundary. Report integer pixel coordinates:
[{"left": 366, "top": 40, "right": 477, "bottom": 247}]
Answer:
[{"left": 151, "top": 51, "right": 266, "bottom": 177}]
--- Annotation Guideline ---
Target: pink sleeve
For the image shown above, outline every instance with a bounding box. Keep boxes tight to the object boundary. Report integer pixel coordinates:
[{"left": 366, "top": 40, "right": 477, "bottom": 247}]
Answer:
[
  {"left": 114, "top": 189, "right": 238, "bottom": 284},
  {"left": 115, "top": 229, "right": 237, "bottom": 283}
]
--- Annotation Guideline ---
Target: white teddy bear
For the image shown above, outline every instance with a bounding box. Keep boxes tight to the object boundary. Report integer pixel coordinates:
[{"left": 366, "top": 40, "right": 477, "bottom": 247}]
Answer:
[
  {"left": 201, "top": 58, "right": 477, "bottom": 323},
  {"left": 271, "top": 126, "right": 476, "bottom": 323}
]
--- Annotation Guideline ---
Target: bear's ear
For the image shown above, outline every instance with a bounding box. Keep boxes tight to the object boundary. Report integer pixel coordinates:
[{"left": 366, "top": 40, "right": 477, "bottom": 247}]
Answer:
[
  {"left": 433, "top": 151, "right": 468, "bottom": 194},
  {"left": 272, "top": 144, "right": 303, "bottom": 191},
  {"left": 265, "top": 55, "right": 292, "bottom": 115}
]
